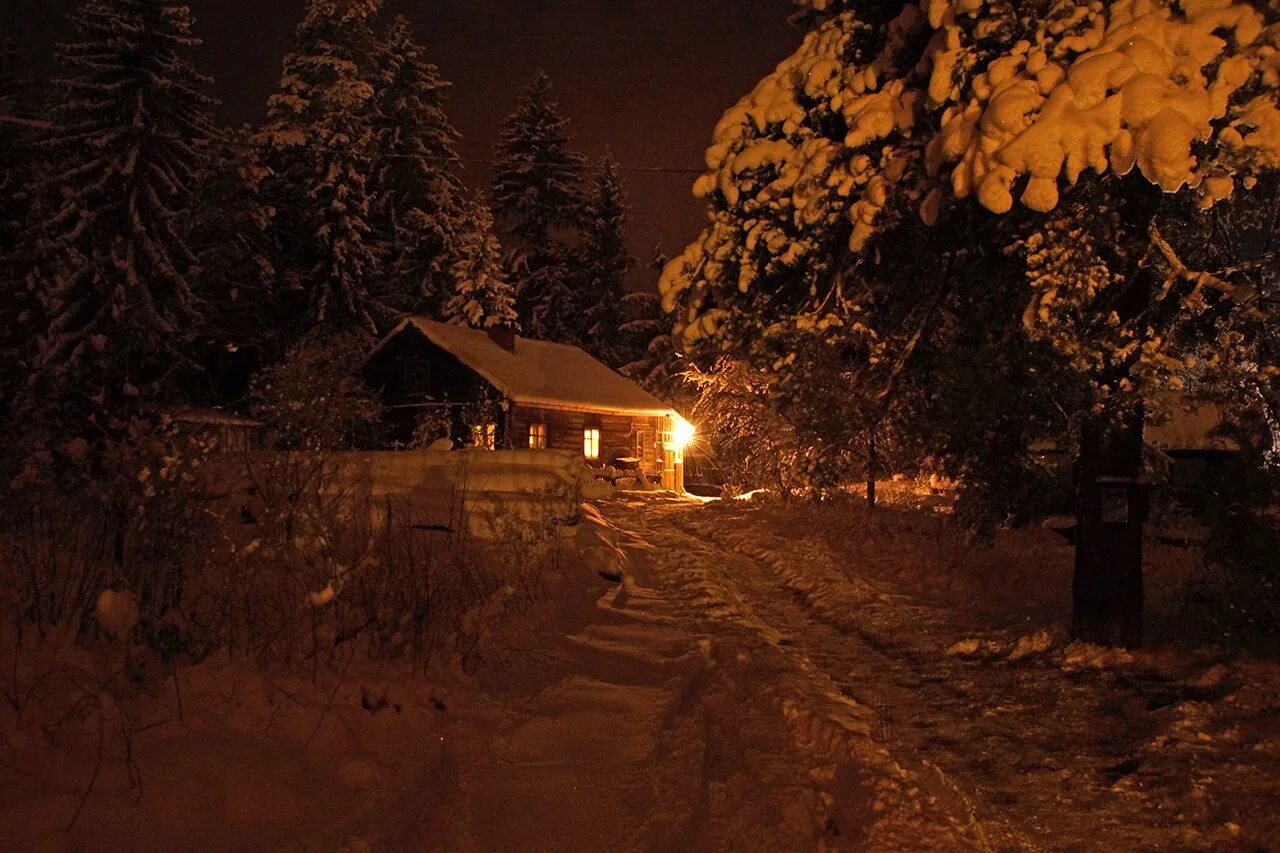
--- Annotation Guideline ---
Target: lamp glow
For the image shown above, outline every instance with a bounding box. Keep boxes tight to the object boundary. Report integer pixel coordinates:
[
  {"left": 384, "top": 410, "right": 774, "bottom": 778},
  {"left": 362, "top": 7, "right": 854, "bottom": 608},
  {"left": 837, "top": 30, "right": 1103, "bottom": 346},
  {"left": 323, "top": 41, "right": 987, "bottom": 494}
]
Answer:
[{"left": 672, "top": 416, "right": 696, "bottom": 450}]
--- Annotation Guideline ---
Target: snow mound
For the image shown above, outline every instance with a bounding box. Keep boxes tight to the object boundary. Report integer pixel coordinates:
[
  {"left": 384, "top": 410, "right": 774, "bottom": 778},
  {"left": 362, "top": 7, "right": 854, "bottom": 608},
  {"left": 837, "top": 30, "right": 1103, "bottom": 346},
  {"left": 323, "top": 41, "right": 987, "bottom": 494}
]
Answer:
[
  {"left": 1007, "top": 630, "right": 1058, "bottom": 662},
  {"left": 94, "top": 588, "right": 139, "bottom": 639},
  {"left": 1061, "top": 641, "right": 1136, "bottom": 670},
  {"left": 944, "top": 638, "right": 982, "bottom": 657}
]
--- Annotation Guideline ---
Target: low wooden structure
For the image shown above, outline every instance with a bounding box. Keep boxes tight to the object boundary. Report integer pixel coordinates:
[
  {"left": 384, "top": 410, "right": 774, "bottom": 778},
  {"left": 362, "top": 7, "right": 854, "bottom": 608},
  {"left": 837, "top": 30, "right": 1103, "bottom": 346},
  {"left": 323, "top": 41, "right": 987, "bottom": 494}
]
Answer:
[
  {"left": 365, "top": 319, "right": 688, "bottom": 491},
  {"left": 164, "top": 406, "right": 261, "bottom": 452}
]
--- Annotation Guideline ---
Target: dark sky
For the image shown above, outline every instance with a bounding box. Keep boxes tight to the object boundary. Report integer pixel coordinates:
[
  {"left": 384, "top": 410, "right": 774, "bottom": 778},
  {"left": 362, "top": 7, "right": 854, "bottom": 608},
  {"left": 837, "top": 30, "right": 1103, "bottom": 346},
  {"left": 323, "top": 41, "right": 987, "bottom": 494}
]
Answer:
[{"left": 4, "top": 0, "right": 802, "bottom": 285}]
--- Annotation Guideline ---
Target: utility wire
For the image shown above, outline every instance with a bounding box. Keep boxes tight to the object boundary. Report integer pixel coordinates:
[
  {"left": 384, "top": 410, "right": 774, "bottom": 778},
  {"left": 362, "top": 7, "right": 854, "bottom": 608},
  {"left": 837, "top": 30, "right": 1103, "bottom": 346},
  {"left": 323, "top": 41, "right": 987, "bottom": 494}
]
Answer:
[{"left": 1, "top": 113, "right": 707, "bottom": 175}]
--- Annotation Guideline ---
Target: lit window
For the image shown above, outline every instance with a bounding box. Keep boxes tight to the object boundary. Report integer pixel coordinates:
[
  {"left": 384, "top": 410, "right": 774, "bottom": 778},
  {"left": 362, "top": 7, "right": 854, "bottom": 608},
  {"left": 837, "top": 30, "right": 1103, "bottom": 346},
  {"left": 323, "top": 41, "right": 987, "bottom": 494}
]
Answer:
[
  {"left": 471, "top": 423, "right": 496, "bottom": 450},
  {"left": 529, "top": 423, "right": 547, "bottom": 449},
  {"left": 583, "top": 428, "right": 600, "bottom": 460}
]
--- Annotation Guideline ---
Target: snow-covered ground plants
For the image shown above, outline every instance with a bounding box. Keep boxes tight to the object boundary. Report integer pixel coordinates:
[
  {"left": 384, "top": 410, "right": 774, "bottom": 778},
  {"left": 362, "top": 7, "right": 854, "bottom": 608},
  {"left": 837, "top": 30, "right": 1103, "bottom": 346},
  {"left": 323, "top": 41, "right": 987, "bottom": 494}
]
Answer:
[{"left": 0, "top": 443, "right": 601, "bottom": 845}]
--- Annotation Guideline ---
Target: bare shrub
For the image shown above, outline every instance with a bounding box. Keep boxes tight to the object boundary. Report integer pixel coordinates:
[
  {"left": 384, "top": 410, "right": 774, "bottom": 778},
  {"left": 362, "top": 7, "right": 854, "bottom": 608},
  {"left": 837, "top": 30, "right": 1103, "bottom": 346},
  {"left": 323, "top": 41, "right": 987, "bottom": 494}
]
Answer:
[{"left": 2, "top": 441, "right": 569, "bottom": 686}]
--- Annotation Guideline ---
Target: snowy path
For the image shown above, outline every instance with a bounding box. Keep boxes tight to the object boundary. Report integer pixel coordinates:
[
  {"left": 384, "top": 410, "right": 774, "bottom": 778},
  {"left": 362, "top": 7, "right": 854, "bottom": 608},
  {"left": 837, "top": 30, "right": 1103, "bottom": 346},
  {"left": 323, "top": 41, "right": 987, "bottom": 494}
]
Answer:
[{"left": 598, "top": 495, "right": 1280, "bottom": 852}]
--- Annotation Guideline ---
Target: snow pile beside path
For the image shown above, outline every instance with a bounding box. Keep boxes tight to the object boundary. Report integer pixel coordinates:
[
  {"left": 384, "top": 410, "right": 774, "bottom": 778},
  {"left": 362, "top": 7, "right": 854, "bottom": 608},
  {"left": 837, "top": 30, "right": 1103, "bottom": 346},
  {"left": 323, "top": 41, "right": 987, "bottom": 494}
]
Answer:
[{"left": 555, "top": 502, "right": 628, "bottom": 583}]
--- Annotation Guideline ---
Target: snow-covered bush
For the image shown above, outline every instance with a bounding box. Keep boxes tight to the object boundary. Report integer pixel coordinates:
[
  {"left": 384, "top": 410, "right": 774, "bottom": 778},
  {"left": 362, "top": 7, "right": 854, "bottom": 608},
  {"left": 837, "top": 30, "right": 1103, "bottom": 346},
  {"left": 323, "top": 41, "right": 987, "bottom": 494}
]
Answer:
[
  {"left": 0, "top": 411, "right": 220, "bottom": 651},
  {"left": 249, "top": 330, "right": 383, "bottom": 451}
]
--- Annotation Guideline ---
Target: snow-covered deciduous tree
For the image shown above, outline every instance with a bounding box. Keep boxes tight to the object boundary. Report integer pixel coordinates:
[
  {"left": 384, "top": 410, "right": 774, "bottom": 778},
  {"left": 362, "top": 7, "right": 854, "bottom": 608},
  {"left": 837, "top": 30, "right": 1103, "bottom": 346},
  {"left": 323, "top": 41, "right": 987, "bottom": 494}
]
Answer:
[
  {"left": 442, "top": 200, "right": 519, "bottom": 330},
  {"left": 24, "top": 0, "right": 217, "bottom": 411},
  {"left": 491, "top": 69, "right": 586, "bottom": 341},
  {"left": 577, "top": 155, "right": 635, "bottom": 363},
  {"left": 664, "top": 0, "right": 1280, "bottom": 646},
  {"left": 258, "top": 0, "right": 384, "bottom": 336}
]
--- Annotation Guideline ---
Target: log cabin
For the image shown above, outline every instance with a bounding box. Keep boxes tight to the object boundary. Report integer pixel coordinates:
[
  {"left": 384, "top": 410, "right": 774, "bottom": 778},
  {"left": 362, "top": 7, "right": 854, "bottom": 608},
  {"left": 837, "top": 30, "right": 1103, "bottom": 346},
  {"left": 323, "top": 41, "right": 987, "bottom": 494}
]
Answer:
[{"left": 364, "top": 318, "right": 691, "bottom": 491}]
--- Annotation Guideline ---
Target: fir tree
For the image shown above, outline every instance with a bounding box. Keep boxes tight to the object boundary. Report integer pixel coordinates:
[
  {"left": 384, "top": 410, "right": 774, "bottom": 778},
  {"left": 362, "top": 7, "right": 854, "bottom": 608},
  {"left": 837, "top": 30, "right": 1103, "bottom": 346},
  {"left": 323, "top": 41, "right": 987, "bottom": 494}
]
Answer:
[
  {"left": 620, "top": 246, "right": 682, "bottom": 400},
  {"left": 577, "top": 154, "right": 634, "bottom": 363},
  {"left": 0, "top": 39, "right": 31, "bottom": 415},
  {"left": 442, "top": 200, "right": 518, "bottom": 330},
  {"left": 184, "top": 125, "right": 279, "bottom": 403},
  {"left": 26, "top": 0, "right": 216, "bottom": 405},
  {"left": 368, "top": 15, "right": 467, "bottom": 318},
  {"left": 0, "top": 39, "right": 24, "bottom": 249},
  {"left": 490, "top": 69, "right": 585, "bottom": 341},
  {"left": 259, "top": 0, "right": 383, "bottom": 336}
]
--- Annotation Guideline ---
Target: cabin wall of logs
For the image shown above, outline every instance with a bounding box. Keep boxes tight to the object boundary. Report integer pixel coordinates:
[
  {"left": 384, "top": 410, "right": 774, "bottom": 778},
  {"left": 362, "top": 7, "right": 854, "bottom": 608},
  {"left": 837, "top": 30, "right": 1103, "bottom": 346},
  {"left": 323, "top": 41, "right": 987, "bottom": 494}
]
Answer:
[{"left": 509, "top": 404, "right": 670, "bottom": 481}]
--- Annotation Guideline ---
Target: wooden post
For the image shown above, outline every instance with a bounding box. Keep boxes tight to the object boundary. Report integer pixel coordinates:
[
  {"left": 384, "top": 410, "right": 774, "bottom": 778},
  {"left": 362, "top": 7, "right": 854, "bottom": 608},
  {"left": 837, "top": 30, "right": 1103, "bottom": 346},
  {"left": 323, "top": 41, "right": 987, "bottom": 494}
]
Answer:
[{"left": 1072, "top": 409, "right": 1146, "bottom": 647}]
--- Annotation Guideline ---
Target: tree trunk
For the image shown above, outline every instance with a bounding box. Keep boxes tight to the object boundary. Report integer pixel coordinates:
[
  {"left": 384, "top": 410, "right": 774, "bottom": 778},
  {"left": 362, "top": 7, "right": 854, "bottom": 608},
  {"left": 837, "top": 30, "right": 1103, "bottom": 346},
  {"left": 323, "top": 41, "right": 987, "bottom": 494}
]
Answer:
[
  {"left": 1072, "top": 408, "right": 1146, "bottom": 647},
  {"left": 866, "top": 433, "right": 877, "bottom": 510}
]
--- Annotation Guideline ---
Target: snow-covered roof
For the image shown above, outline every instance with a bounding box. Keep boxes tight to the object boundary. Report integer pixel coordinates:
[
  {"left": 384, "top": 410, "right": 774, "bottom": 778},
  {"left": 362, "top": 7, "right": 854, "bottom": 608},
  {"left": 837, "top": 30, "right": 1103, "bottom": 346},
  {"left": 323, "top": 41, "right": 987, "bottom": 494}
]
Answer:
[{"left": 373, "top": 318, "right": 677, "bottom": 417}]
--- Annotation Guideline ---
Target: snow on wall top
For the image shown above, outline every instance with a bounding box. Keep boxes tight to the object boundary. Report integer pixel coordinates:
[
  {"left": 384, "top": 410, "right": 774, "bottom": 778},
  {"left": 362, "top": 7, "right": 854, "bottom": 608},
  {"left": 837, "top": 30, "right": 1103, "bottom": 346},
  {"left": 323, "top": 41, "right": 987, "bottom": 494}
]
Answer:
[{"left": 378, "top": 318, "right": 677, "bottom": 417}]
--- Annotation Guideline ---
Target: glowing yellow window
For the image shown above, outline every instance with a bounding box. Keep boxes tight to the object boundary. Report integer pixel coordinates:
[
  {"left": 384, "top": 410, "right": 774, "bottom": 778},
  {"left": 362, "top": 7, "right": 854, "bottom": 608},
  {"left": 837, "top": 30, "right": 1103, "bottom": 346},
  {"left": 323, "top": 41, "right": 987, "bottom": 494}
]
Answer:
[
  {"left": 529, "top": 423, "right": 547, "bottom": 449},
  {"left": 471, "top": 423, "right": 496, "bottom": 450},
  {"left": 583, "top": 428, "right": 600, "bottom": 460}
]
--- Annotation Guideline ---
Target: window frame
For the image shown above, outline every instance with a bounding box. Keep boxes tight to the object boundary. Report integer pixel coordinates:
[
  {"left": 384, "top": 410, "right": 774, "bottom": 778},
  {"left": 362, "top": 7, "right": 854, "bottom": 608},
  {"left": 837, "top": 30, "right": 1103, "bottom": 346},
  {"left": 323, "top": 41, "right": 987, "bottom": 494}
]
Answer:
[
  {"left": 529, "top": 422, "right": 547, "bottom": 450},
  {"left": 471, "top": 422, "right": 496, "bottom": 450},
  {"left": 583, "top": 427, "right": 601, "bottom": 460}
]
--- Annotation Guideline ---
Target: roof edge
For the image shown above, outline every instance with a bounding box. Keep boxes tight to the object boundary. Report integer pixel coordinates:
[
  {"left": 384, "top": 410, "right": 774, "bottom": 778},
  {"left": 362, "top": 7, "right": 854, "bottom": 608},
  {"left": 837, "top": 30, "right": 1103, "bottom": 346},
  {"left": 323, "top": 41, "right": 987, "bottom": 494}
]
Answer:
[{"left": 511, "top": 397, "right": 676, "bottom": 418}]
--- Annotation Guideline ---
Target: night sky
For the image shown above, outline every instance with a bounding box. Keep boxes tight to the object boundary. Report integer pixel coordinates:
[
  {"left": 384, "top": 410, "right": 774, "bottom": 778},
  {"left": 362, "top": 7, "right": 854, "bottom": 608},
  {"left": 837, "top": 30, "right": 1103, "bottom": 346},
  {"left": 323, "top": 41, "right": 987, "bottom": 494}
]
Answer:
[{"left": 3, "top": 0, "right": 803, "bottom": 284}]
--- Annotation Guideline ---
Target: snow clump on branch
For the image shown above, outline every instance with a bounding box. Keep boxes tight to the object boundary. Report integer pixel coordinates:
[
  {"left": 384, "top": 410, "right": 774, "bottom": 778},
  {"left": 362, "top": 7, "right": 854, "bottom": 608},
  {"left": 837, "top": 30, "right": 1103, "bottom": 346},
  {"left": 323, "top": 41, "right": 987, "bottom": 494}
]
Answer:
[{"left": 662, "top": 0, "right": 1280, "bottom": 349}]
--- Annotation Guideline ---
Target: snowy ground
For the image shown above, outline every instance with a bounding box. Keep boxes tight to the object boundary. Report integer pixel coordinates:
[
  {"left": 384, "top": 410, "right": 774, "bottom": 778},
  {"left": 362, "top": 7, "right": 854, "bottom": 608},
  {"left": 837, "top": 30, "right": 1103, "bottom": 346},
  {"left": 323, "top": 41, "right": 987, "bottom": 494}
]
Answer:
[
  {"left": 599, "top": 493, "right": 1280, "bottom": 851},
  {"left": 3, "top": 492, "right": 1278, "bottom": 850}
]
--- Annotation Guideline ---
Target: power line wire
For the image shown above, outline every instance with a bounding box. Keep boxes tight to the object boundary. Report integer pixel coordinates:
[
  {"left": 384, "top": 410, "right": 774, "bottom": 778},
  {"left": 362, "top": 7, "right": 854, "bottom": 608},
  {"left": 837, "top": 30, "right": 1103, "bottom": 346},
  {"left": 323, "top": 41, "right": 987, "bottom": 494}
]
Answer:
[{"left": 1, "top": 114, "right": 707, "bottom": 175}]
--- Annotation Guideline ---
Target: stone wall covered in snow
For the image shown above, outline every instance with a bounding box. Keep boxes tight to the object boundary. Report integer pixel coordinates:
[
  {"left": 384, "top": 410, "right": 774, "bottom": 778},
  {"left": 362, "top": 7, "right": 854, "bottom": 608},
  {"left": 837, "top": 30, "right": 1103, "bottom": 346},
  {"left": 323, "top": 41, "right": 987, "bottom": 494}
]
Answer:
[{"left": 211, "top": 449, "right": 607, "bottom": 540}]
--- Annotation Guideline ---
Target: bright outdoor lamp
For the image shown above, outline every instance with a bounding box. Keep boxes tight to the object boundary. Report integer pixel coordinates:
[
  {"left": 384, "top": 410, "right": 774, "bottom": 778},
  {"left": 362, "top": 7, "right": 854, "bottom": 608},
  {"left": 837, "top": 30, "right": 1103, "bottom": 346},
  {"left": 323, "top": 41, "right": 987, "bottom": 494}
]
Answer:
[{"left": 672, "top": 416, "right": 696, "bottom": 450}]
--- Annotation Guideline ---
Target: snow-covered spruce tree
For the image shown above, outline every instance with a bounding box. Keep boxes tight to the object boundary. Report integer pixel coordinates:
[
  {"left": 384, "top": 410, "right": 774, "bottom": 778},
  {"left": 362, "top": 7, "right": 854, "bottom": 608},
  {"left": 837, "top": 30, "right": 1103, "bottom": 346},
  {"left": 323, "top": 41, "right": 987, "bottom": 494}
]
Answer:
[
  {"left": 620, "top": 247, "right": 687, "bottom": 402},
  {"left": 2, "top": 1, "right": 223, "bottom": 583},
  {"left": 0, "top": 39, "right": 31, "bottom": 418},
  {"left": 576, "top": 155, "right": 635, "bottom": 364},
  {"left": 0, "top": 39, "right": 23, "bottom": 252},
  {"left": 663, "top": 0, "right": 1280, "bottom": 646},
  {"left": 24, "top": 0, "right": 216, "bottom": 414},
  {"left": 442, "top": 199, "right": 519, "bottom": 329},
  {"left": 258, "top": 0, "right": 384, "bottom": 337},
  {"left": 367, "top": 15, "right": 468, "bottom": 319},
  {"left": 490, "top": 69, "right": 586, "bottom": 342},
  {"left": 184, "top": 125, "right": 280, "bottom": 403}
]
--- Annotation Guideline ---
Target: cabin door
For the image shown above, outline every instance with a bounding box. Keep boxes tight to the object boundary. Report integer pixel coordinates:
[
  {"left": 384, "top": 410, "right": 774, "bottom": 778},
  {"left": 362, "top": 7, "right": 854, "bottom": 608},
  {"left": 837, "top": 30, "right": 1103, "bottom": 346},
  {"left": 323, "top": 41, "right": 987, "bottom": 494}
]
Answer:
[{"left": 637, "top": 428, "right": 655, "bottom": 471}]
